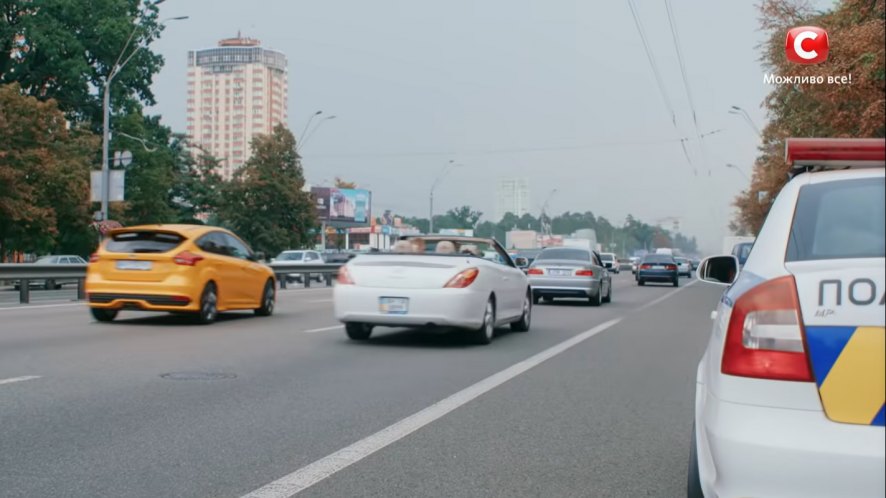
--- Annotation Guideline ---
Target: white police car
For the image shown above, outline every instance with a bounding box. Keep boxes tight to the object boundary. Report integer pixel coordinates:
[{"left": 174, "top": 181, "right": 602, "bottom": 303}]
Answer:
[{"left": 689, "top": 138, "right": 885, "bottom": 498}]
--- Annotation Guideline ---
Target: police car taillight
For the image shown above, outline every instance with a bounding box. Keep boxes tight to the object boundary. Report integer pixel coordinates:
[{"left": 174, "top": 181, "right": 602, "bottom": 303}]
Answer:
[{"left": 721, "top": 275, "right": 813, "bottom": 382}]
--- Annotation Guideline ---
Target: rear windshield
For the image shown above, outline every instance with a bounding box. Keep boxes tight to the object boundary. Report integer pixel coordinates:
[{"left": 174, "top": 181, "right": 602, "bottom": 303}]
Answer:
[
  {"left": 787, "top": 177, "right": 885, "bottom": 262},
  {"left": 600, "top": 254, "right": 614, "bottom": 261},
  {"left": 642, "top": 254, "right": 675, "bottom": 264},
  {"left": 536, "top": 248, "right": 590, "bottom": 261},
  {"left": 277, "top": 252, "right": 304, "bottom": 261},
  {"left": 106, "top": 231, "right": 185, "bottom": 253}
]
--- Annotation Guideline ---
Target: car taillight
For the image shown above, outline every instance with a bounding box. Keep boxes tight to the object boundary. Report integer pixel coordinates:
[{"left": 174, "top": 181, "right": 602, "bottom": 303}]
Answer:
[
  {"left": 89, "top": 253, "right": 100, "bottom": 263},
  {"left": 527, "top": 268, "right": 544, "bottom": 275},
  {"left": 665, "top": 264, "right": 677, "bottom": 271},
  {"left": 640, "top": 264, "right": 652, "bottom": 269},
  {"left": 575, "top": 269, "right": 594, "bottom": 277},
  {"left": 173, "top": 251, "right": 204, "bottom": 266},
  {"left": 444, "top": 268, "right": 480, "bottom": 288},
  {"left": 721, "top": 275, "right": 812, "bottom": 382},
  {"left": 337, "top": 265, "right": 355, "bottom": 285}
]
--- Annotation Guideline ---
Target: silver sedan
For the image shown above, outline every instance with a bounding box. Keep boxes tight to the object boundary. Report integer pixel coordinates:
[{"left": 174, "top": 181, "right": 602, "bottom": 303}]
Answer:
[{"left": 527, "top": 247, "right": 612, "bottom": 306}]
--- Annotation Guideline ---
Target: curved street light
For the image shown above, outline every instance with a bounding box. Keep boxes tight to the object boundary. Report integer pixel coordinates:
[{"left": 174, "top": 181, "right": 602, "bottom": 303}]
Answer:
[
  {"left": 297, "top": 110, "right": 323, "bottom": 152},
  {"left": 100, "top": 14, "right": 189, "bottom": 221},
  {"left": 726, "top": 163, "right": 750, "bottom": 181},
  {"left": 728, "top": 105, "right": 761, "bottom": 137},
  {"left": 300, "top": 115, "right": 337, "bottom": 151}
]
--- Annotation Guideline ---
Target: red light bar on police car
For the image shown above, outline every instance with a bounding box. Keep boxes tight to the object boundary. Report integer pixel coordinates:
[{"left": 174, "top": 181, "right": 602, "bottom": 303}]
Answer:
[{"left": 785, "top": 138, "right": 886, "bottom": 168}]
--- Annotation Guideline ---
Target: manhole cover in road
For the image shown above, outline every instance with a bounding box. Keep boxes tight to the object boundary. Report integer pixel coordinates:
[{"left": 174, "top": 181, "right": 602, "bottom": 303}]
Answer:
[{"left": 159, "top": 372, "right": 237, "bottom": 381}]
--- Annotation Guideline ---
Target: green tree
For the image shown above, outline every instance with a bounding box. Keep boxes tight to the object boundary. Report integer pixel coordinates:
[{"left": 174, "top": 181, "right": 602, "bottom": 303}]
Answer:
[
  {"left": 334, "top": 177, "right": 357, "bottom": 188},
  {"left": 446, "top": 205, "right": 483, "bottom": 229},
  {"left": 0, "top": 83, "right": 98, "bottom": 258},
  {"left": 1, "top": 0, "right": 166, "bottom": 127},
  {"left": 170, "top": 140, "right": 224, "bottom": 224},
  {"left": 112, "top": 112, "right": 176, "bottom": 225},
  {"left": 218, "top": 125, "right": 315, "bottom": 256}
]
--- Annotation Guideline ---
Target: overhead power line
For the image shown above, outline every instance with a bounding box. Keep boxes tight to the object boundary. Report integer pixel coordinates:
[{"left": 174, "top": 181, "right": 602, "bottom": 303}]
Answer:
[
  {"left": 627, "top": 0, "right": 677, "bottom": 129},
  {"left": 664, "top": 0, "right": 708, "bottom": 176}
]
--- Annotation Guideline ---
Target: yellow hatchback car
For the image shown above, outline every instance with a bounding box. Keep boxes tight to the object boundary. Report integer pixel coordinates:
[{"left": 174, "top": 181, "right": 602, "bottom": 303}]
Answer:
[{"left": 86, "top": 225, "right": 276, "bottom": 324}]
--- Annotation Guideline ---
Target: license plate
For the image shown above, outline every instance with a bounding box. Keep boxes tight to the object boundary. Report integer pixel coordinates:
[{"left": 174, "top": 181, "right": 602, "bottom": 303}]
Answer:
[
  {"left": 116, "top": 260, "right": 152, "bottom": 271},
  {"left": 379, "top": 297, "right": 409, "bottom": 314},
  {"left": 653, "top": 265, "right": 665, "bottom": 269},
  {"left": 550, "top": 269, "right": 572, "bottom": 276}
]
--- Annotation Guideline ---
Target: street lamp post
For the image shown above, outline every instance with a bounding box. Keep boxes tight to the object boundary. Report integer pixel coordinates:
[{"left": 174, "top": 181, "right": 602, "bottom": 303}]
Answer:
[
  {"left": 100, "top": 15, "right": 188, "bottom": 222},
  {"left": 726, "top": 163, "right": 750, "bottom": 181},
  {"left": 299, "top": 115, "right": 336, "bottom": 152},
  {"left": 429, "top": 160, "right": 458, "bottom": 234},
  {"left": 728, "top": 105, "right": 761, "bottom": 137},
  {"left": 539, "top": 188, "right": 558, "bottom": 238}
]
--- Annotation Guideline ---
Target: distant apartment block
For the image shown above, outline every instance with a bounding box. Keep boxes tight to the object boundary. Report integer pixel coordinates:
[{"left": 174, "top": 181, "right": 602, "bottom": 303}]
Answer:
[
  {"left": 495, "top": 177, "right": 531, "bottom": 221},
  {"left": 186, "top": 35, "right": 288, "bottom": 180}
]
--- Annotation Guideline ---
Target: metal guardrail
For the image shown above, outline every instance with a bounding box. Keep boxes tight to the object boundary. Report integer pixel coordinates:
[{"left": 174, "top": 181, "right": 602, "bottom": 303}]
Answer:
[
  {"left": 0, "top": 263, "right": 88, "bottom": 304},
  {"left": 266, "top": 262, "right": 343, "bottom": 289},
  {"left": 0, "top": 262, "right": 346, "bottom": 304}
]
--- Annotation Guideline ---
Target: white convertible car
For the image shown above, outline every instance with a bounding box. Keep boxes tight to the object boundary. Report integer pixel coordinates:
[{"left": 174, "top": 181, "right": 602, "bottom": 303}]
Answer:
[{"left": 333, "top": 236, "right": 532, "bottom": 344}]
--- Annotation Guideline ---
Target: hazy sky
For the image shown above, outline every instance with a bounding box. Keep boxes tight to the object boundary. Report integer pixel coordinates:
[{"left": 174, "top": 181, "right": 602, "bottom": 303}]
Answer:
[{"left": 149, "top": 0, "right": 786, "bottom": 253}]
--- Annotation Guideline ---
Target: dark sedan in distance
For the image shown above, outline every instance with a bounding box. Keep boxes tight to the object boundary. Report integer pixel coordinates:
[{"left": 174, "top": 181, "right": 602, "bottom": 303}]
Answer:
[{"left": 636, "top": 254, "right": 679, "bottom": 287}]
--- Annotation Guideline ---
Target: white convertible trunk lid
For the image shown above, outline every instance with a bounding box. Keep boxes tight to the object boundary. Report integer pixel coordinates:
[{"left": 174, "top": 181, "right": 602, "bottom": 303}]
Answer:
[{"left": 347, "top": 255, "right": 471, "bottom": 289}]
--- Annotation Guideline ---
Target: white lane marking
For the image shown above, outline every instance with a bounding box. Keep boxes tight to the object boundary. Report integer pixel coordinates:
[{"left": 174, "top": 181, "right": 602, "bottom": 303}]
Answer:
[
  {"left": 0, "top": 303, "right": 82, "bottom": 311},
  {"left": 241, "top": 318, "right": 624, "bottom": 498},
  {"left": 636, "top": 280, "right": 696, "bottom": 312},
  {"left": 0, "top": 375, "right": 42, "bottom": 386},
  {"left": 278, "top": 288, "right": 332, "bottom": 295},
  {"left": 302, "top": 325, "right": 344, "bottom": 334}
]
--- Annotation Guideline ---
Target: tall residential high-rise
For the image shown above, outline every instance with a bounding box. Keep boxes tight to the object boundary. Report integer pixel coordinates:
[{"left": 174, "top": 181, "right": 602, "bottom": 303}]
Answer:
[
  {"left": 495, "top": 177, "right": 531, "bottom": 221},
  {"left": 186, "top": 35, "right": 288, "bottom": 180}
]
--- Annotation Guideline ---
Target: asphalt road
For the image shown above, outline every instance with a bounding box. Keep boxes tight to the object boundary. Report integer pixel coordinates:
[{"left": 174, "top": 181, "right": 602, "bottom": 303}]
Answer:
[{"left": 0, "top": 273, "right": 719, "bottom": 498}]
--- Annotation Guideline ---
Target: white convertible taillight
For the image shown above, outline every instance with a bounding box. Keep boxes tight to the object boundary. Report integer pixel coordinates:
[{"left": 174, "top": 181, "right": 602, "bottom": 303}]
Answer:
[
  {"left": 337, "top": 265, "right": 355, "bottom": 285},
  {"left": 444, "top": 268, "right": 479, "bottom": 288}
]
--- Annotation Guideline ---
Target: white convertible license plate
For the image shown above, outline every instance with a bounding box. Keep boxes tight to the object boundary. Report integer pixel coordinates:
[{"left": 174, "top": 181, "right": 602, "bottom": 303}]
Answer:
[
  {"left": 116, "top": 260, "right": 153, "bottom": 271},
  {"left": 379, "top": 297, "right": 409, "bottom": 314}
]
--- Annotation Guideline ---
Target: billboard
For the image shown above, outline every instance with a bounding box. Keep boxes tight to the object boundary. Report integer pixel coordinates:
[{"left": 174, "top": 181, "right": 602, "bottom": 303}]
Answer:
[{"left": 311, "top": 187, "right": 371, "bottom": 227}]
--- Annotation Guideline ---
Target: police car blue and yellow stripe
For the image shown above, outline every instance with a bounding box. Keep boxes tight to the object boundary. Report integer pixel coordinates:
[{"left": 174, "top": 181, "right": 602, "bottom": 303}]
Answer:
[{"left": 806, "top": 326, "right": 885, "bottom": 426}]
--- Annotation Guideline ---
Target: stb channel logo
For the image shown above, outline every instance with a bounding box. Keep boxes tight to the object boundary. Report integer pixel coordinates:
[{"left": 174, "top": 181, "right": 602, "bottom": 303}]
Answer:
[{"left": 785, "top": 26, "right": 829, "bottom": 64}]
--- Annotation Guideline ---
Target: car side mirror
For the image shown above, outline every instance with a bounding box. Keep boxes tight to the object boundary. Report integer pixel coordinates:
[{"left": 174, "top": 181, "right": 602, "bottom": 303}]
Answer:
[
  {"left": 514, "top": 257, "right": 529, "bottom": 268},
  {"left": 697, "top": 255, "right": 739, "bottom": 286}
]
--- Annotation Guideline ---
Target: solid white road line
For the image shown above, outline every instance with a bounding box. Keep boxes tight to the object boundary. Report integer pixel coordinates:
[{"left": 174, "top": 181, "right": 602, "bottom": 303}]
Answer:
[
  {"left": 302, "top": 325, "right": 344, "bottom": 334},
  {"left": 0, "top": 375, "right": 42, "bottom": 386},
  {"left": 241, "top": 318, "right": 624, "bottom": 498}
]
